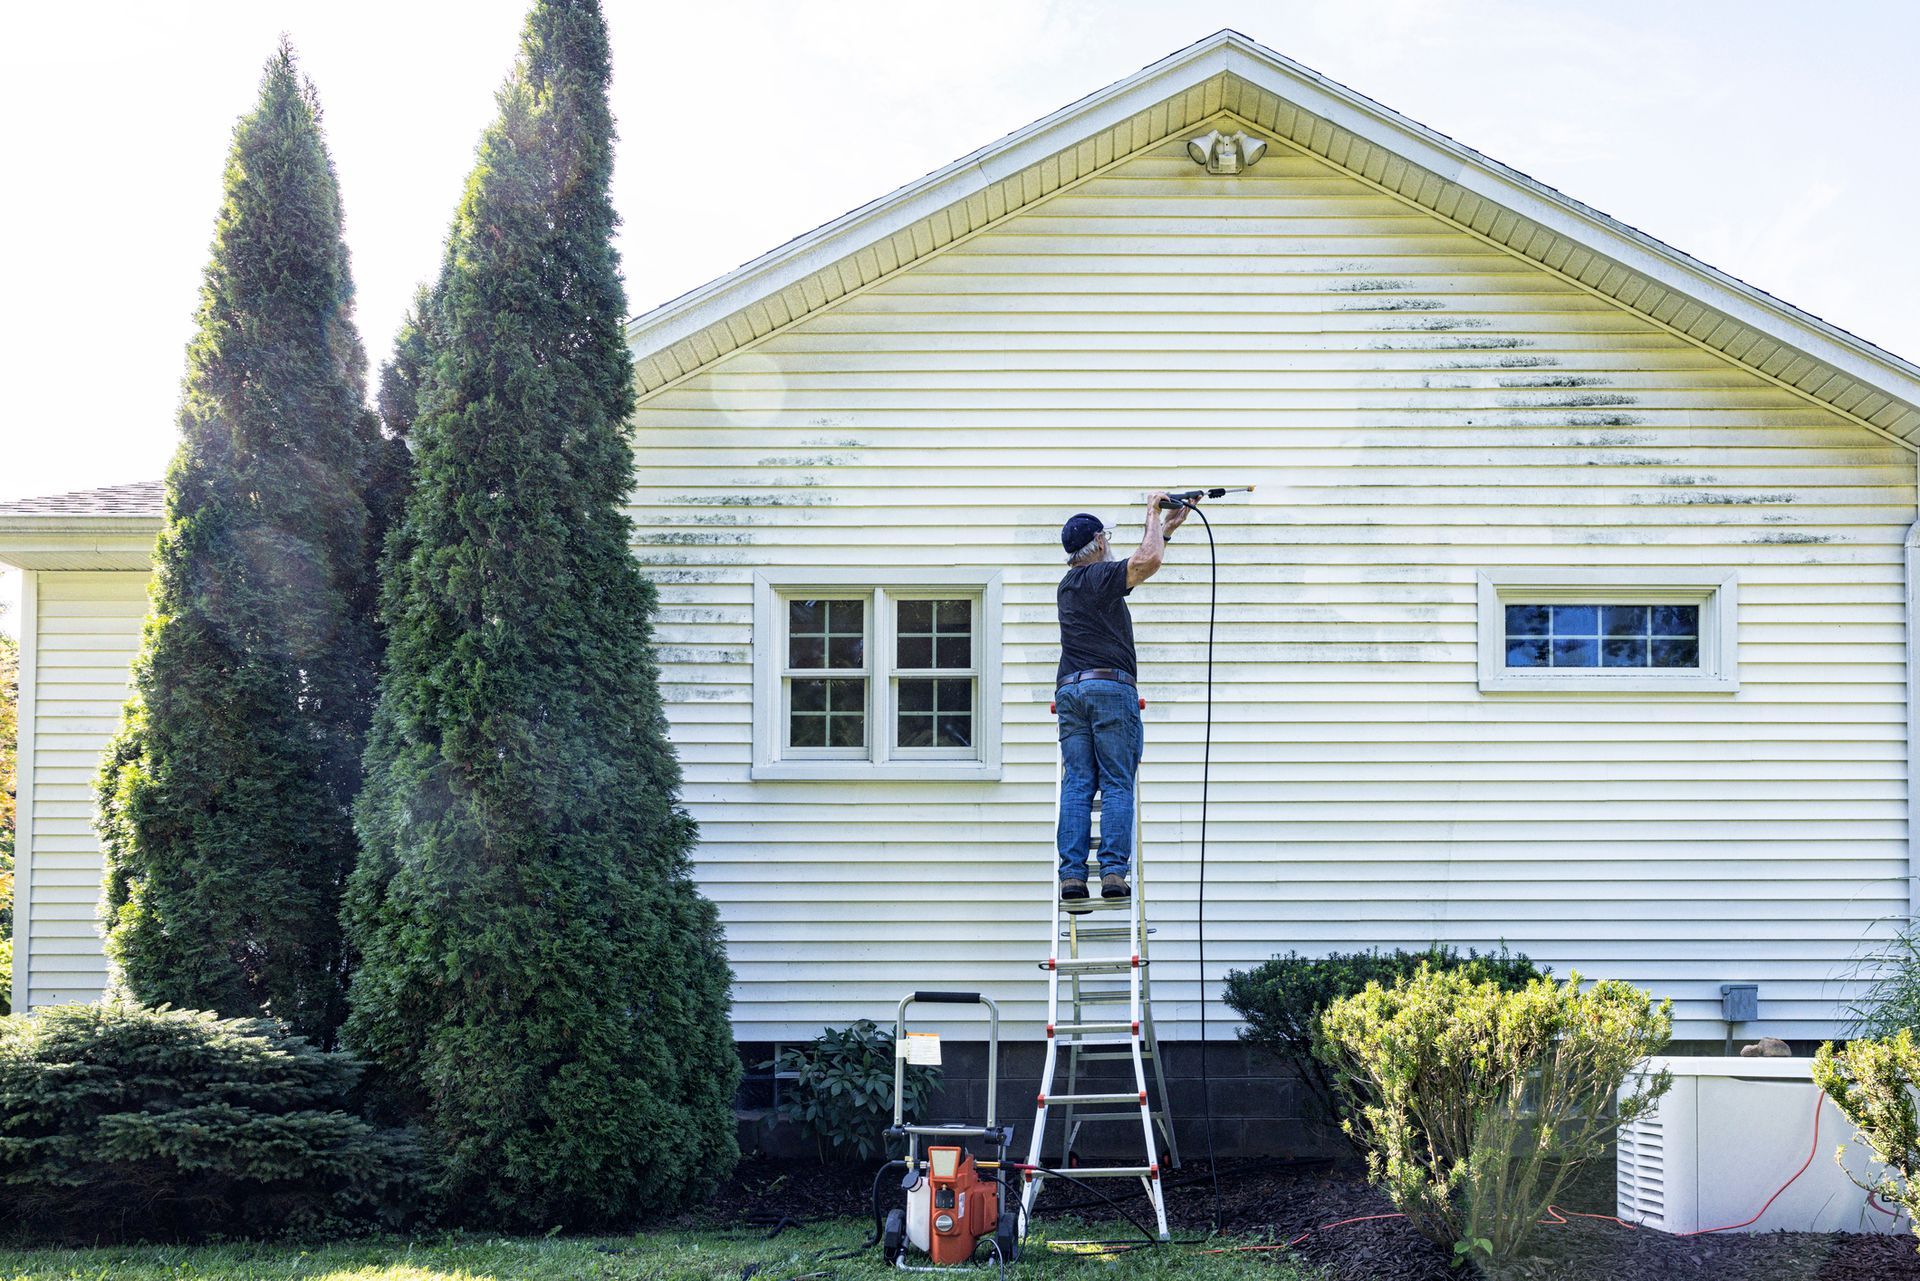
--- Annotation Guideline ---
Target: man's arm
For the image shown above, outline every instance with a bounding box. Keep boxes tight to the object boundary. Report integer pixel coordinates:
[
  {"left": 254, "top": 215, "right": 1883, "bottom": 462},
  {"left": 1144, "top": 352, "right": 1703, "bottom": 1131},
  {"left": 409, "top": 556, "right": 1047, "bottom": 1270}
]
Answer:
[{"left": 1126, "top": 492, "right": 1195, "bottom": 588}]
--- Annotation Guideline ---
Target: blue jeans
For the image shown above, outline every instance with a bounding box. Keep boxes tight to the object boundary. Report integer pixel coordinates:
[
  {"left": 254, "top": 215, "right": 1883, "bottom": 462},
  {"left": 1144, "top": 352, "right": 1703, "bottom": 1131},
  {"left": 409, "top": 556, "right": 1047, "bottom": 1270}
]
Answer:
[{"left": 1056, "top": 679, "right": 1143, "bottom": 882}]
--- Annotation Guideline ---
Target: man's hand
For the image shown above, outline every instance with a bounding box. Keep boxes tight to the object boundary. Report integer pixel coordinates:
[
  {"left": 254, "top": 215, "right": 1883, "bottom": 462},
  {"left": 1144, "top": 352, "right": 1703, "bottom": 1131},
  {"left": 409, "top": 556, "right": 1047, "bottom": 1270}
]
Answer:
[{"left": 1162, "top": 492, "right": 1196, "bottom": 536}]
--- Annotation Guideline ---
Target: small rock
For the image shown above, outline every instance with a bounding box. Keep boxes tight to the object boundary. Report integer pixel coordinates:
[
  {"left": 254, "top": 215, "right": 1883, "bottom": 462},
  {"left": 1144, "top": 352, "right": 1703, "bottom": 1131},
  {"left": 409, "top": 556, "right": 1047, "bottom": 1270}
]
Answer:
[{"left": 1740, "top": 1036, "right": 1792, "bottom": 1057}]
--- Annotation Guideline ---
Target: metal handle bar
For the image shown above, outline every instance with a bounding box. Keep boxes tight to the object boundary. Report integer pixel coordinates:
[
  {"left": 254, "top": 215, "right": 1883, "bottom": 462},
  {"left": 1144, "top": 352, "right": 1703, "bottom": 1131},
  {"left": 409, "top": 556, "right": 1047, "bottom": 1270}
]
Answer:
[{"left": 894, "top": 992, "right": 1001, "bottom": 1130}]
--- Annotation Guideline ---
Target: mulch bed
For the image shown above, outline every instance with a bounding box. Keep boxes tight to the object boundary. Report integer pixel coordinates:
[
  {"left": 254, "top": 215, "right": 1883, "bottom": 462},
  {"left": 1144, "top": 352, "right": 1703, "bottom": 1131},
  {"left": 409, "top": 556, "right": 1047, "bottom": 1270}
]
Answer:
[{"left": 692, "top": 1156, "right": 1920, "bottom": 1281}]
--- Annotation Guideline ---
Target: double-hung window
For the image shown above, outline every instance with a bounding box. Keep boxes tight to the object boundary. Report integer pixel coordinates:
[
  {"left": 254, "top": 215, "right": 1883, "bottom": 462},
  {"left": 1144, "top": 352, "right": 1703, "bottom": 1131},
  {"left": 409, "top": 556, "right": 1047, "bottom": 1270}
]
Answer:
[
  {"left": 1476, "top": 570, "right": 1739, "bottom": 693},
  {"left": 754, "top": 572, "right": 1003, "bottom": 779}
]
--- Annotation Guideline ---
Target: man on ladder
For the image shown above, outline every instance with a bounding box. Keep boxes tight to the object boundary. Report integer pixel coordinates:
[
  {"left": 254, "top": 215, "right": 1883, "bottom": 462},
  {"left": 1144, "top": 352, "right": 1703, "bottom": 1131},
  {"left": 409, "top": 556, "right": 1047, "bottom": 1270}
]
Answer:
[{"left": 1054, "top": 493, "right": 1196, "bottom": 904}]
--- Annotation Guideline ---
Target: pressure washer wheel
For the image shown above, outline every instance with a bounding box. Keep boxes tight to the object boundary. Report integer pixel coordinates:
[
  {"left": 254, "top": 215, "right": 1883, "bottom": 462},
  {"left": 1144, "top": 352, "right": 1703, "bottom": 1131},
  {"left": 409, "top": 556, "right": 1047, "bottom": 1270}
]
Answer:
[
  {"left": 882, "top": 1208, "right": 906, "bottom": 1264},
  {"left": 995, "top": 1209, "right": 1020, "bottom": 1264}
]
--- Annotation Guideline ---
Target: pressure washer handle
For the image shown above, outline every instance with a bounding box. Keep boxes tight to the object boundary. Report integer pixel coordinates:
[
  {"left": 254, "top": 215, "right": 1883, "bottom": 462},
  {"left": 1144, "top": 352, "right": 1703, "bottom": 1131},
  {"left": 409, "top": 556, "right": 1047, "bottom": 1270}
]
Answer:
[
  {"left": 910, "top": 990, "right": 982, "bottom": 1004},
  {"left": 1156, "top": 485, "right": 1255, "bottom": 509}
]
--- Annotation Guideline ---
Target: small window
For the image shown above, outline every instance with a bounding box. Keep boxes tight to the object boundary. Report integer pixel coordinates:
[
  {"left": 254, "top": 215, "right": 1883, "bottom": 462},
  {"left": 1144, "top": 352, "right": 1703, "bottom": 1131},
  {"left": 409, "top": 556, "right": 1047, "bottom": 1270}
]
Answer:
[
  {"left": 1477, "top": 571, "right": 1737, "bottom": 693},
  {"left": 754, "top": 573, "right": 1003, "bottom": 780},
  {"left": 783, "top": 597, "right": 868, "bottom": 755},
  {"left": 1503, "top": 603, "right": 1700, "bottom": 670}
]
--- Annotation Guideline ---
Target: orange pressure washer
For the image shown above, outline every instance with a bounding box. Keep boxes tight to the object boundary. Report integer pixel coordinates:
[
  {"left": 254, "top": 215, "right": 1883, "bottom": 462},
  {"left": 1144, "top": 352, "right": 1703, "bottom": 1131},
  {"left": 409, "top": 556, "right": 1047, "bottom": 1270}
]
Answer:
[{"left": 880, "top": 992, "right": 1022, "bottom": 1271}]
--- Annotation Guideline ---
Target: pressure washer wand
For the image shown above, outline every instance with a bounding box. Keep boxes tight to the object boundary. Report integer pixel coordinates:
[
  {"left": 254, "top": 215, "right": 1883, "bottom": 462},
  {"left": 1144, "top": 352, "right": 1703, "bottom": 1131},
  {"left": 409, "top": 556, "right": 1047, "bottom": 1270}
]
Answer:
[{"left": 1155, "top": 485, "right": 1255, "bottom": 509}]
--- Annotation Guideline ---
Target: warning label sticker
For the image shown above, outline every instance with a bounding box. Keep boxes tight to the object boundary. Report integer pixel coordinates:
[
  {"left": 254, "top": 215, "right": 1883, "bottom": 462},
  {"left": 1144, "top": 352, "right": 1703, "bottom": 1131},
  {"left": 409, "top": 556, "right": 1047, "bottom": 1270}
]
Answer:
[{"left": 900, "top": 1032, "right": 942, "bottom": 1066}]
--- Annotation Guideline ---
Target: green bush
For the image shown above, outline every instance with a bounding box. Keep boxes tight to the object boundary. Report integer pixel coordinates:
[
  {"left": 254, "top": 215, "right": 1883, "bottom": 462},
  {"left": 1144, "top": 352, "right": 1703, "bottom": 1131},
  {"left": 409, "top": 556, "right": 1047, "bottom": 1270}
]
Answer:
[
  {"left": 1812, "top": 1032, "right": 1920, "bottom": 1248},
  {"left": 1318, "top": 968, "right": 1670, "bottom": 1270},
  {"left": 764, "top": 1021, "right": 941, "bottom": 1163},
  {"left": 0, "top": 1003, "right": 419, "bottom": 1241},
  {"left": 1223, "top": 944, "right": 1544, "bottom": 1141},
  {"left": 1842, "top": 926, "right": 1920, "bottom": 1039}
]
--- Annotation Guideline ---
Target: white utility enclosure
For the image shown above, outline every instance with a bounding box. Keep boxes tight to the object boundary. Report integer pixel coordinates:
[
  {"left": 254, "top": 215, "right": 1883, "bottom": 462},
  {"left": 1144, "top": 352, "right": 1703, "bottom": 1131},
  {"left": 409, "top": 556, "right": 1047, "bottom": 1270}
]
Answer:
[{"left": 1617, "top": 1055, "right": 1904, "bottom": 1236}]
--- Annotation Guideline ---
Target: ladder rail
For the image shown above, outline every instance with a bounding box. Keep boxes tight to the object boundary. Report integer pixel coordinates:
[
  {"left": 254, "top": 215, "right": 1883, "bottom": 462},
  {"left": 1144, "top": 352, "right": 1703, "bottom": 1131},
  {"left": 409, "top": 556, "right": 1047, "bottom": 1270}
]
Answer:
[{"left": 1025, "top": 697, "right": 1171, "bottom": 1241}]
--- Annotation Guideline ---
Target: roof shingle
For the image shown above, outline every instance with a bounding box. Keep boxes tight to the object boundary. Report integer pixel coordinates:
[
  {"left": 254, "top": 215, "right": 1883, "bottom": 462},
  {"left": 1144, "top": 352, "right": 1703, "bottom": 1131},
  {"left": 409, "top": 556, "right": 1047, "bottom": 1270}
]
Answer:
[{"left": 0, "top": 480, "right": 165, "bottom": 519}]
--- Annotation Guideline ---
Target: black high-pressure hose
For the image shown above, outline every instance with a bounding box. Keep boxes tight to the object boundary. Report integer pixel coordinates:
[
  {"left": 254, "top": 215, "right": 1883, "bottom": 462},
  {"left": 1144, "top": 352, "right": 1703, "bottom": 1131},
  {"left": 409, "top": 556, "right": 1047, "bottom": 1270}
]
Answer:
[{"left": 1190, "top": 495, "right": 1221, "bottom": 1236}]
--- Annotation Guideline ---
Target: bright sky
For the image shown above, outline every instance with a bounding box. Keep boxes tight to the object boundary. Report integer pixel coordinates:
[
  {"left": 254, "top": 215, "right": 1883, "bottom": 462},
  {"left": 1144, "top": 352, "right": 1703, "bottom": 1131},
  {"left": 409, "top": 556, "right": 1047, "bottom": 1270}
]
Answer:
[{"left": 2, "top": 0, "right": 1916, "bottom": 636}]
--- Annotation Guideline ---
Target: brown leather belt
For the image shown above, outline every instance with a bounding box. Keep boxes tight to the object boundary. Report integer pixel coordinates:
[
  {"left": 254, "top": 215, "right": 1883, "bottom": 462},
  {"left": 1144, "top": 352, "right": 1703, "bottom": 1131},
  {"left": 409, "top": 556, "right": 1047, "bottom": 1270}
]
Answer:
[{"left": 1057, "top": 668, "right": 1136, "bottom": 689}]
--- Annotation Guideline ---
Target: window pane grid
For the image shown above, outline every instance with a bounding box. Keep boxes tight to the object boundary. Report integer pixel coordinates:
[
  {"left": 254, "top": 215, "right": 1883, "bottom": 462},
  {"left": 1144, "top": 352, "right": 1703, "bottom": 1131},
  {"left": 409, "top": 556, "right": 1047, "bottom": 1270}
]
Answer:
[
  {"left": 893, "top": 597, "right": 976, "bottom": 753},
  {"left": 784, "top": 596, "right": 868, "bottom": 752},
  {"left": 1505, "top": 602, "right": 1700, "bottom": 670}
]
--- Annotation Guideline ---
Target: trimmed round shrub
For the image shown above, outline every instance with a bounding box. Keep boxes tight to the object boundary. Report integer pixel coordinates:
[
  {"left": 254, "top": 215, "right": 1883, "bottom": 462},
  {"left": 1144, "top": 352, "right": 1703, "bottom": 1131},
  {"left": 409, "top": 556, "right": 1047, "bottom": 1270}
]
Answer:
[
  {"left": 1318, "top": 968, "right": 1671, "bottom": 1269},
  {"left": 1223, "top": 943, "right": 1544, "bottom": 1142},
  {"left": 0, "top": 1003, "right": 419, "bottom": 1241}
]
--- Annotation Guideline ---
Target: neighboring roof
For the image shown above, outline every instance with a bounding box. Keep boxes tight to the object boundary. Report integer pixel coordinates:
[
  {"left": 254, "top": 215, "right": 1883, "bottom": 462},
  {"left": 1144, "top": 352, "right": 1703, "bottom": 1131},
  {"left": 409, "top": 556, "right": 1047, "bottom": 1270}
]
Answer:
[
  {"left": 0, "top": 480, "right": 164, "bottom": 521},
  {"left": 625, "top": 29, "right": 1920, "bottom": 446},
  {"left": 0, "top": 480, "right": 163, "bottom": 571}
]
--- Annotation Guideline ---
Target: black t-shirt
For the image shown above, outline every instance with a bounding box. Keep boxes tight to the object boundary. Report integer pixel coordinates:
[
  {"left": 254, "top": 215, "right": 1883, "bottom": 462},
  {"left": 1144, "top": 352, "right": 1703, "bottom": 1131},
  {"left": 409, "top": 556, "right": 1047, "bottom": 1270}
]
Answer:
[{"left": 1056, "top": 558, "right": 1136, "bottom": 684}]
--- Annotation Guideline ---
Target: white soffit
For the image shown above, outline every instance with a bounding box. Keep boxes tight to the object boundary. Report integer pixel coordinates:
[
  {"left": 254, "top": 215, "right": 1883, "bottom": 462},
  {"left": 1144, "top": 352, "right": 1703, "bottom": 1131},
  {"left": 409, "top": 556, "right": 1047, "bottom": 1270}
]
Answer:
[{"left": 624, "top": 30, "right": 1920, "bottom": 445}]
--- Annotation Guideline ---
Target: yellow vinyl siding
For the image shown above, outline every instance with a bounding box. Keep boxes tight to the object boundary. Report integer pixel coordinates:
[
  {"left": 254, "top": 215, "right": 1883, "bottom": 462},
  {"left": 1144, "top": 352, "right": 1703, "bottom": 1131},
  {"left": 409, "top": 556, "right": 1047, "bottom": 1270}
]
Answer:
[
  {"left": 20, "top": 572, "right": 145, "bottom": 1008},
  {"left": 630, "top": 133, "right": 1915, "bottom": 1041}
]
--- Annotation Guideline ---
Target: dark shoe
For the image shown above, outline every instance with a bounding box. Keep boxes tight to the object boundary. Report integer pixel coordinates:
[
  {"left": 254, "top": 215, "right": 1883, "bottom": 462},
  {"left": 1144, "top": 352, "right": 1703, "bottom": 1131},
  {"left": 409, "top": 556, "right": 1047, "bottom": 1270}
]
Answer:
[
  {"left": 1061, "top": 878, "right": 1089, "bottom": 902},
  {"left": 1101, "top": 874, "right": 1131, "bottom": 900}
]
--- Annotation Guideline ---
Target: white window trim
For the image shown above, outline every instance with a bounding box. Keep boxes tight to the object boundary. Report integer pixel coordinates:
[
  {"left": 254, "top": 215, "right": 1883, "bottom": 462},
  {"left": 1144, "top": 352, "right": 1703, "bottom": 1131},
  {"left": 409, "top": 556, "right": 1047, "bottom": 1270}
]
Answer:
[
  {"left": 1476, "top": 569, "right": 1739, "bottom": 694},
  {"left": 751, "top": 569, "right": 1003, "bottom": 780}
]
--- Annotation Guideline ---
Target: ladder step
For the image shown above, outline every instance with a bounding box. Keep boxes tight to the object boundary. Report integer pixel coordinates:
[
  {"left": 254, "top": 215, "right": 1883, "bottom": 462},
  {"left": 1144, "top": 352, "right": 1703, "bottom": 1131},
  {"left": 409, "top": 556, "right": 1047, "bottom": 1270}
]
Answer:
[
  {"left": 1053, "top": 1109, "right": 1163, "bottom": 1124},
  {"left": 1048, "top": 957, "right": 1139, "bottom": 975},
  {"left": 1071, "top": 990, "right": 1132, "bottom": 1005},
  {"left": 1062, "top": 897, "right": 1131, "bottom": 915},
  {"left": 1042, "top": 1091, "right": 1145, "bottom": 1106},
  {"left": 1030, "top": 1166, "right": 1156, "bottom": 1179},
  {"left": 1053, "top": 1021, "right": 1134, "bottom": 1036},
  {"left": 1077, "top": 1048, "right": 1154, "bottom": 1060},
  {"left": 1062, "top": 925, "right": 1152, "bottom": 942}
]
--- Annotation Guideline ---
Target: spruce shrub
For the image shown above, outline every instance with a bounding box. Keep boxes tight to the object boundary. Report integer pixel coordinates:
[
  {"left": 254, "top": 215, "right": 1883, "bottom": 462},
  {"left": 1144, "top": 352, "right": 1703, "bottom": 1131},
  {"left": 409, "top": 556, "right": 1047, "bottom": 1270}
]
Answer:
[
  {"left": 764, "top": 1021, "right": 941, "bottom": 1163},
  {"left": 1318, "top": 968, "right": 1670, "bottom": 1270},
  {"left": 1812, "top": 1032, "right": 1920, "bottom": 1248},
  {"left": 342, "top": 0, "right": 739, "bottom": 1228},
  {"left": 1222, "top": 944, "right": 1543, "bottom": 1141},
  {"left": 0, "top": 1004, "right": 418, "bottom": 1241}
]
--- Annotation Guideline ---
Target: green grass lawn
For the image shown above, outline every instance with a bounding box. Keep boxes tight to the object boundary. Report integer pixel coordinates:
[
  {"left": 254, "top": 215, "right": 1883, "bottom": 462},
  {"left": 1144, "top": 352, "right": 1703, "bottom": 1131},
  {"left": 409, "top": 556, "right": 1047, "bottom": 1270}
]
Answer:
[{"left": 0, "top": 1221, "right": 1310, "bottom": 1281}]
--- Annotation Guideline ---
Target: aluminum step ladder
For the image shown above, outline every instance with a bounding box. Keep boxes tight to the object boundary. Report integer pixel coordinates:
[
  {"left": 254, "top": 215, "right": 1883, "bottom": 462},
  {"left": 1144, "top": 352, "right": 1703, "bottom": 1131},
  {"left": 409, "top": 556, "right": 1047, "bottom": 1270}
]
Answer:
[{"left": 1022, "top": 697, "right": 1178, "bottom": 1241}]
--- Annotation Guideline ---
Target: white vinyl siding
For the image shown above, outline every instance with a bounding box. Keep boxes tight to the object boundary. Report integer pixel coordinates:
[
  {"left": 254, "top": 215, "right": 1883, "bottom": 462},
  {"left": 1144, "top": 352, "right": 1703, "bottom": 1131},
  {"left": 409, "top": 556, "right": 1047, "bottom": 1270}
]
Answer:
[
  {"left": 629, "top": 129, "right": 1916, "bottom": 1042},
  {"left": 15, "top": 571, "right": 145, "bottom": 1010}
]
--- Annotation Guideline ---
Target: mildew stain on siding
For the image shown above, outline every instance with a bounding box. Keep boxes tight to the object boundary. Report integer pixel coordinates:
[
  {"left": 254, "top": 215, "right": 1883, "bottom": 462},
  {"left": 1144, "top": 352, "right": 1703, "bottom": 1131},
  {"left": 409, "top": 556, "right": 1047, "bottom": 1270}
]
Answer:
[
  {"left": 1372, "top": 335, "right": 1532, "bottom": 351},
  {"left": 1337, "top": 298, "right": 1445, "bottom": 312},
  {"left": 632, "top": 531, "right": 754, "bottom": 546},
  {"left": 660, "top": 493, "right": 838, "bottom": 506},
  {"left": 1646, "top": 492, "right": 1798, "bottom": 506},
  {"left": 1374, "top": 316, "right": 1493, "bottom": 332},
  {"left": 1497, "top": 375, "right": 1614, "bottom": 389},
  {"left": 1506, "top": 393, "right": 1638, "bottom": 409},
  {"left": 1748, "top": 531, "right": 1840, "bottom": 544},
  {"left": 1325, "top": 277, "right": 1416, "bottom": 291}
]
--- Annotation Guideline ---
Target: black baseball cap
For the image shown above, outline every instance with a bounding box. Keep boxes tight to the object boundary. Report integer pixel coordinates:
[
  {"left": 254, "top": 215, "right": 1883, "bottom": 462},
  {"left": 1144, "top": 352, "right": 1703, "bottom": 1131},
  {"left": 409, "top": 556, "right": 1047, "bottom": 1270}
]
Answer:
[{"left": 1061, "top": 512, "right": 1106, "bottom": 554}]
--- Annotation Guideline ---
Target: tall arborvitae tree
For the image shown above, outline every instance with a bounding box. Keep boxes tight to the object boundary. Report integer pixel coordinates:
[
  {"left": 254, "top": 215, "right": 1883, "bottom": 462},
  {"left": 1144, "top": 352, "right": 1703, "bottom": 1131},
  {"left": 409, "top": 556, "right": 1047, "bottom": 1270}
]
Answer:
[
  {"left": 95, "top": 43, "right": 383, "bottom": 1045},
  {"left": 343, "top": 0, "right": 738, "bottom": 1227}
]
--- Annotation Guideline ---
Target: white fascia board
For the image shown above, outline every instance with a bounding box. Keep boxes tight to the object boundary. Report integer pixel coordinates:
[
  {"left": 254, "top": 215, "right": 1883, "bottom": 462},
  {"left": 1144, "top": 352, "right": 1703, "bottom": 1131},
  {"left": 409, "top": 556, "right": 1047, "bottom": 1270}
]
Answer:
[
  {"left": 624, "top": 33, "right": 1244, "bottom": 355},
  {"left": 0, "top": 521, "right": 162, "bottom": 571},
  {"left": 1218, "top": 39, "right": 1920, "bottom": 412}
]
